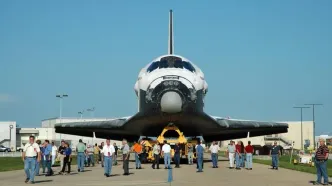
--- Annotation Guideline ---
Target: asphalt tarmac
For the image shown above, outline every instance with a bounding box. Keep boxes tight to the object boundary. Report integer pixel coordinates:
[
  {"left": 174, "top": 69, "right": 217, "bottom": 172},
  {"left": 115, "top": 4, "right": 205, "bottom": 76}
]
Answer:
[{"left": 0, "top": 154, "right": 328, "bottom": 186}]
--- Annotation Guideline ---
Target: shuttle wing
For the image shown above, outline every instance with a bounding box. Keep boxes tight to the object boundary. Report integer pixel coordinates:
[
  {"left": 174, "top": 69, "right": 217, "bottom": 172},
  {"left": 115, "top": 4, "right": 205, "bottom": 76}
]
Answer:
[
  {"left": 54, "top": 116, "right": 140, "bottom": 141},
  {"left": 202, "top": 116, "right": 288, "bottom": 142}
]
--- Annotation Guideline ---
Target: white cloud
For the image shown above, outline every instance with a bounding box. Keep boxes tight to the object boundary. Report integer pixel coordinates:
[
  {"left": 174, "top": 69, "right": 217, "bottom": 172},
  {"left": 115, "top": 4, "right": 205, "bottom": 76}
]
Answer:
[{"left": 0, "top": 94, "right": 16, "bottom": 102}]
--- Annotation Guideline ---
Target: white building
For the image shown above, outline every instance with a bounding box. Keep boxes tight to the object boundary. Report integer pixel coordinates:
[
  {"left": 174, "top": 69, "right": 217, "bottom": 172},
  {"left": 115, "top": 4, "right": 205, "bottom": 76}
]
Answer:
[
  {"left": 0, "top": 121, "right": 17, "bottom": 150},
  {"left": 15, "top": 118, "right": 122, "bottom": 149},
  {"left": 219, "top": 121, "right": 314, "bottom": 150}
]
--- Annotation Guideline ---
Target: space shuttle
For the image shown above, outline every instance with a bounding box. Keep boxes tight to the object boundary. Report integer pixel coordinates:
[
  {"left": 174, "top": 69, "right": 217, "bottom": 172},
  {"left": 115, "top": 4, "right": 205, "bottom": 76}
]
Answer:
[{"left": 55, "top": 10, "right": 288, "bottom": 142}]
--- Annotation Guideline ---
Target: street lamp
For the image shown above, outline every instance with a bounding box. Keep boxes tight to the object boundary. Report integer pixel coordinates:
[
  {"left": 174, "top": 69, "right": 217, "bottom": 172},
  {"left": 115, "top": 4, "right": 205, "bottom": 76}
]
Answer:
[
  {"left": 293, "top": 106, "right": 310, "bottom": 150},
  {"left": 9, "top": 125, "right": 13, "bottom": 149},
  {"left": 87, "top": 107, "right": 95, "bottom": 117},
  {"left": 304, "top": 103, "right": 323, "bottom": 150},
  {"left": 78, "top": 111, "right": 84, "bottom": 119},
  {"left": 56, "top": 94, "right": 68, "bottom": 141}
]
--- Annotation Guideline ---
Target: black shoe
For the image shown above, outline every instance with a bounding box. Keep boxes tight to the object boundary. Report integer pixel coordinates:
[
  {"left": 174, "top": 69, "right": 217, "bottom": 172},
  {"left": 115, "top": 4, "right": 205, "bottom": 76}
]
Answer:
[
  {"left": 138, "top": 167, "right": 142, "bottom": 169},
  {"left": 136, "top": 167, "right": 138, "bottom": 169},
  {"left": 313, "top": 182, "right": 321, "bottom": 185},
  {"left": 275, "top": 167, "right": 278, "bottom": 170},
  {"left": 78, "top": 169, "right": 80, "bottom": 172},
  {"left": 123, "top": 173, "right": 129, "bottom": 176},
  {"left": 25, "top": 178, "right": 29, "bottom": 183}
]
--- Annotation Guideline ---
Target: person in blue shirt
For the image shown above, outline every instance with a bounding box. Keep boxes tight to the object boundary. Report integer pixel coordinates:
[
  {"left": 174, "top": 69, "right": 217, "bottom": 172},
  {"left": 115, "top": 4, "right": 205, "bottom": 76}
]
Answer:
[
  {"left": 43, "top": 140, "right": 54, "bottom": 176},
  {"left": 196, "top": 140, "right": 204, "bottom": 172},
  {"left": 60, "top": 142, "right": 72, "bottom": 175}
]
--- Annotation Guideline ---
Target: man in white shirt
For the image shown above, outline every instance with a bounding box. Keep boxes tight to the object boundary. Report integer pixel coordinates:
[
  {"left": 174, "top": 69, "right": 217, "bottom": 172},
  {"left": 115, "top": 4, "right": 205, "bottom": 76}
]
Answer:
[
  {"left": 161, "top": 140, "right": 171, "bottom": 169},
  {"left": 209, "top": 141, "right": 220, "bottom": 168},
  {"left": 51, "top": 142, "right": 57, "bottom": 166},
  {"left": 22, "top": 135, "right": 41, "bottom": 184},
  {"left": 226, "top": 141, "right": 236, "bottom": 168},
  {"left": 102, "top": 139, "right": 115, "bottom": 177}
]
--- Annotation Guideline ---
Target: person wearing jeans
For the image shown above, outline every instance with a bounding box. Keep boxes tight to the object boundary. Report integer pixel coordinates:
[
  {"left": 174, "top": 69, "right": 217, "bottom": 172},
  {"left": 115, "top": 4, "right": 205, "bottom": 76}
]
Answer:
[
  {"left": 162, "top": 140, "right": 171, "bottom": 169},
  {"left": 269, "top": 141, "right": 281, "bottom": 170},
  {"left": 245, "top": 141, "right": 254, "bottom": 170},
  {"left": 76, "top": 139, "right": 86, "bottom": 172},
  {"left": 209, "top": 141, "right": 220, "bottom": 168},
  {"left": 196, "top": 140, "right": 204, "bottom": 172},
  {"left": 35, "top": 140, "right": 42, "bottom": 176},
  {"left": 235, "top": 141, "right": 242, "bottom": 169},
  {"left": 102, "top": 139, "right": 115, "bottom": 177},
  {"left": 314, "top": 138, "right": 329, "bottom": 185},
  {"left": 43, "top": 140, "right": 54, "bottom": 176},
  {"left": 132, "top": 141, "right": 142, "bottom": 169},
  {"left": 23, "top": 135, "right": 41, "bottom": 184}
]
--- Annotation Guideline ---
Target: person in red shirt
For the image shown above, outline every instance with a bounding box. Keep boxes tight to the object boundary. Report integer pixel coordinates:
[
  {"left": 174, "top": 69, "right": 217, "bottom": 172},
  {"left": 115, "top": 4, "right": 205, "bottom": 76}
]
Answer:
[
  {"left": 245, "top": 141, "right": 254, "bottom": 170},
  {"left": 235, "top": 141, "right": 242, "bottom": 169}
]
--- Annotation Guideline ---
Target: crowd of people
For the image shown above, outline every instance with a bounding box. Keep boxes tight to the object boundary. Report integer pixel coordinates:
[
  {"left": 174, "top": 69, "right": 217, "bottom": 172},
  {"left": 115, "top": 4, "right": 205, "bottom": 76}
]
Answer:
[{"left": 22, "top": 136, "right": 329, "bottom": 185}]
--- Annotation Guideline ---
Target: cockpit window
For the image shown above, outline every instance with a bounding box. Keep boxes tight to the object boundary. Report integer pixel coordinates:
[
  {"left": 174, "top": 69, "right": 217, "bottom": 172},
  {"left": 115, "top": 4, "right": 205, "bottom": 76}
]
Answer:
[
  {"left": 182, "top": 61, "right": 195, "bottom": 72},
  {"left": 146, "top": 56, "right": 196, "bottom": 73},
  {"left": 147, "top": 61, "right": 159, "bottom": 72},
  {"left": 159, "top": 60, "right": 168, "bottom": 69}
]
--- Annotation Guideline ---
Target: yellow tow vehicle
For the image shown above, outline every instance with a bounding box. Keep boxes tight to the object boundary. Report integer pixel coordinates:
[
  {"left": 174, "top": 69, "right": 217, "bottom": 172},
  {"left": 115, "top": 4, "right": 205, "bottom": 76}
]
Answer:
[{"left": 140, "top": 124, "right": 200, "bottom": 163}]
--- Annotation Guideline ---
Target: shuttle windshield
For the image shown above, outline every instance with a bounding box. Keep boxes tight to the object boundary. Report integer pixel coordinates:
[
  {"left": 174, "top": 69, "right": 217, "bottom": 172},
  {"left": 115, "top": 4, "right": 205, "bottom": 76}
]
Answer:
[{"left": 147, "top": 56, "right": 196, "bottom": 73}]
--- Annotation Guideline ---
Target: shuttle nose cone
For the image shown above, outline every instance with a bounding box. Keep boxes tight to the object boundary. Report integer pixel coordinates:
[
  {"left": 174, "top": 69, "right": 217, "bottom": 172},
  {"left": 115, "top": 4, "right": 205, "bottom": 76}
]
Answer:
[{"left": 160, "top": 91, "right": 182, "bottom": 113}]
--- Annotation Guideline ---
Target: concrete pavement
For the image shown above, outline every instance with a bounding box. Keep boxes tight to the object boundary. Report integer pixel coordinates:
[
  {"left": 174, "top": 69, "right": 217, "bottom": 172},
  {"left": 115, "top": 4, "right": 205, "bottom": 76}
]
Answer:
[{"left": 0, "top": 156, "right": 324, "bottom": 186}]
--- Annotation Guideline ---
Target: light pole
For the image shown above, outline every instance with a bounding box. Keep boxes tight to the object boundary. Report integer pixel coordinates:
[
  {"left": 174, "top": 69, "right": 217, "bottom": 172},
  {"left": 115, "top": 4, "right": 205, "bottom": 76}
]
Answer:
[
  {"left": 87, "top": 107, "right": 95, "bottom": 117},
  {"left": 56, "top": 94, "right": 68, "bottom": 141},
  {"left": 293, "top": 106, "right": 310, "bottom": 150},
  {"left": 78, "top": 111, "right": 84, "bottom": 119},
  {"left": 304, "top": 103, "right": 323, "bottom": 150},
  {"left": 9, "top": 125, "right": 13, "bottom": 149}
]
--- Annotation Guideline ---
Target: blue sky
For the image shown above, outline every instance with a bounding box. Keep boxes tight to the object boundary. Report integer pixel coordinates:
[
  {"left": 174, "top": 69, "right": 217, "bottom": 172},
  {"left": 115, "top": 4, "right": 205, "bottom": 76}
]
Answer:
[{"left": 0, "top": 1, "right": 331, "bottom": 135}]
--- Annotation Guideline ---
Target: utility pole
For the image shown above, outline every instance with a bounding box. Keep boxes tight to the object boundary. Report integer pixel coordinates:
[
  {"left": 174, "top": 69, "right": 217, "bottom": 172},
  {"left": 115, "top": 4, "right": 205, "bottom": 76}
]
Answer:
[
  {"left": 293, "top": 106, "right": 310, "bottom": 150},
  {"left": 56, "top": 94, "right": 68, "bottom": 141},
  {"left": 304, "top": 103, "right": 323, "bottom": 150}
]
